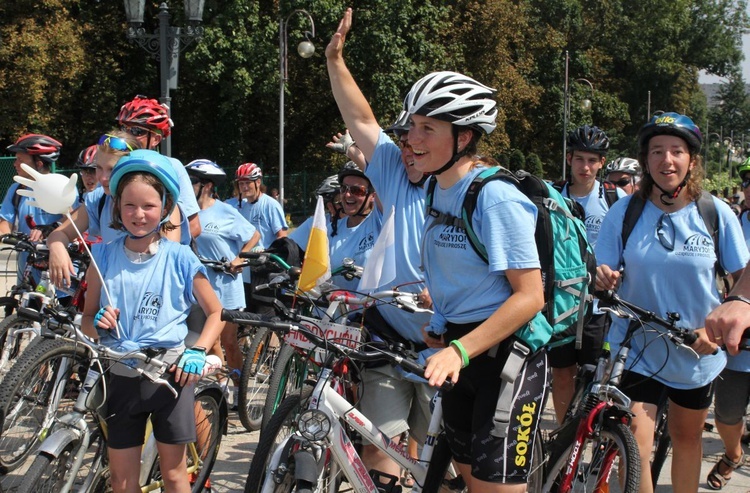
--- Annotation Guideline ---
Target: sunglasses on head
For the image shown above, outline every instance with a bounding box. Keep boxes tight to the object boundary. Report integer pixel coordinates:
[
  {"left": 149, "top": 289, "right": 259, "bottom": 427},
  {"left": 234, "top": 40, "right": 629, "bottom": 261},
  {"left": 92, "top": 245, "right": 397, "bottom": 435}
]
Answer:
[
  {"left": 340, "top": 184, "right": 369, "bottom": 197},
  {"left": 119, "top": 125, "right": 151, "bottom": 137},
  {"left": 612, "top": 178, "right": 632, "bottom": 188},
  {"left": 98, "top": 134, "right": 135, "bottom": 152}
]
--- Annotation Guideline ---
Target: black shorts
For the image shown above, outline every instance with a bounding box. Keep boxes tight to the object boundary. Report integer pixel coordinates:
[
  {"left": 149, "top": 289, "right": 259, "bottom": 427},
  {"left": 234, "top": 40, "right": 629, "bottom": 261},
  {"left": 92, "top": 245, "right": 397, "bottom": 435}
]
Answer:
[
  {"left": 441, "top": 339, "right": 550, "bottom": 483},
  {"left": 105, "top": 373, "right": 196, "bottom": 449},
  {"left": 547, "top": 312, "right": 609, "bottom": 368},
  {"left": 619, "top": 370, "right": 715, "bottom": 410}
]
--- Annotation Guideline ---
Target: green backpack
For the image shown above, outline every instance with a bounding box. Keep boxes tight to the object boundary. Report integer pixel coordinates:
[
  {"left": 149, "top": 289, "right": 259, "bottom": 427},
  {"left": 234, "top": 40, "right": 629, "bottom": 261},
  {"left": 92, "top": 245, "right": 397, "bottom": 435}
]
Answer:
[{"left": 425, "top": 167, "right": 596, "bottom": 352}]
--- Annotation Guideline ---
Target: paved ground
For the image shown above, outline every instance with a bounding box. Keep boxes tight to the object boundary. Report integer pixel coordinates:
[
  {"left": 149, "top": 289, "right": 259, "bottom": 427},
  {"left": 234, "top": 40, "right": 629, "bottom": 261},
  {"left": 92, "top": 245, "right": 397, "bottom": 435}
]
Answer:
[{"left": 209, "top": 403, "right": 750, "bottom": 493}]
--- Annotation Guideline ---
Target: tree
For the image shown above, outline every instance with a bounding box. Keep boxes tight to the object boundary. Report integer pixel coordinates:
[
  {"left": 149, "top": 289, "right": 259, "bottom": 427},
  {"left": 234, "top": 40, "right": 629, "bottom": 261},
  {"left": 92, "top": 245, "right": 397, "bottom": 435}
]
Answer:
[{"left": 509, "top": 149, "right": 526, "bottom": 173}]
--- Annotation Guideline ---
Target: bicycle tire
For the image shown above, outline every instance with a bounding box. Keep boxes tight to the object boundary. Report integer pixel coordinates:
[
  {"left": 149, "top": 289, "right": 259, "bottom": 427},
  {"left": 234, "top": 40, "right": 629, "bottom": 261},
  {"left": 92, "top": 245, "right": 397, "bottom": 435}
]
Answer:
[
  {"left": 16, "top": 425, "right": 105, "bottom": 493},
  {"left": 261, "top": 343, "right": 306, "bottom": 431},
  {"left": 0, "top": 314, "right": 38, "bottom": 374},
  {"left": 246, "top": 386, "right": 312, "bottom": 493},
  {"left": 238, "top": 327, "right": 279, "bottom": 432},
  {"left": 141, "top": 388, "right": 226, "bottom": 493},
  {"left": 0, "top": 338, "right": 88, "bottom": 473},
  {"left": 650, "top": 403, "right": 671, "bottom": 488},
  {"left": 543, "top": 416, "right": 641, "bottom": 493}
]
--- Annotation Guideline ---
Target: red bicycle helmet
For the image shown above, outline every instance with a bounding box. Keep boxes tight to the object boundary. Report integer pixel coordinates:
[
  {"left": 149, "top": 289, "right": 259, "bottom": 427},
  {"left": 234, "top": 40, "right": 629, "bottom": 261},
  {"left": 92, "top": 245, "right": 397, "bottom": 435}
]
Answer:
[
  {"left": 116, "top": 95, "right": 173, "bottom": 137},
  {"left": 235, "top": 162, "right": 262, "bottom": 181},
  {"left": 76, "top": 145, "right": 98, "bottom": 169},
  {"left": 6, "top": 134, "right": 62, "bottom": 164}
]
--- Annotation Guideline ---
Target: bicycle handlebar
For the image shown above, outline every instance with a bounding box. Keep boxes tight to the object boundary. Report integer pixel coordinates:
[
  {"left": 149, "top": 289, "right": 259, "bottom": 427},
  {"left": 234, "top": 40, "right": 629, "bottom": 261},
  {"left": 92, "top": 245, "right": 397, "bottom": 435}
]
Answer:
[{"left": 220, "top": 308, "right": 452, "bottom": 392}]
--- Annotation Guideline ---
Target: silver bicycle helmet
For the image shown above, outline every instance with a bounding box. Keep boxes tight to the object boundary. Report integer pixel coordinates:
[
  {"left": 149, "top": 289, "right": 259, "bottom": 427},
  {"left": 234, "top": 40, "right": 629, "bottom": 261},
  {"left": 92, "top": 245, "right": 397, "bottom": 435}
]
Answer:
[{"left": 605, "top": 157, "right": 640, "bottom": 176}]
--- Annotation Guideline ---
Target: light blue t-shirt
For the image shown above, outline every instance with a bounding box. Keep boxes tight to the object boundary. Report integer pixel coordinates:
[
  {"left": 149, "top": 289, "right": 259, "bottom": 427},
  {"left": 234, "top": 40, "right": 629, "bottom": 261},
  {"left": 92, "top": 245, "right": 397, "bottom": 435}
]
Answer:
[
  {"left": 595, "top": 195, "right": 749, "bottom": 386},
  {"left": 84, "top": 187, "right": 122, "bottom": 243},
  {"left": 193, "top": 200, "right": 257, "bottom": 310},
  {"left": 423, "top": 166, "right": 540, "bottom": 334},
  {"left": 227, "top": 193, "right": 289, "bottom": 284},
  {"left": 94, "top": 238, "right": 205, "bottom": 349},
  {"left": 366, "top": 131, "right": 432, "bottom": 343},
  {"left": 290, "top": 214, "right": 328, "bottom": 252},
  {"left": 1, "top": 182, "right": 78, "bottom": 280},
  {"left": 562, "top": 180, "right": 627, "bottom": 248},
  {"left": 329, "top": 209, "right": 382, "bottom": 292}
]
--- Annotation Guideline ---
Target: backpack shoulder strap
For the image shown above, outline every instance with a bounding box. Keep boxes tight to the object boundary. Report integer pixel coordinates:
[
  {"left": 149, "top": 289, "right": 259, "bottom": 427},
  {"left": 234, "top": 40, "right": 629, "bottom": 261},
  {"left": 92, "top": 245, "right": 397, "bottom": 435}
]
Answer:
[
  {"left": 621, "top": 194, "right": 647, "bottom": 250},
  {"left": 462, "top": 167, "right": 518, "bottom": 263},
  {"left": 97, "top": 194, "right": 107, "bottom": 222},
  {"left": 695, "top": 191, "right": 725, "bottom": 276},
  {"left": 601, "top": 180, "right": 620, "bottom": 208},
  {"left": 11, "top": 184, "right": 21, "bottom": 212}
]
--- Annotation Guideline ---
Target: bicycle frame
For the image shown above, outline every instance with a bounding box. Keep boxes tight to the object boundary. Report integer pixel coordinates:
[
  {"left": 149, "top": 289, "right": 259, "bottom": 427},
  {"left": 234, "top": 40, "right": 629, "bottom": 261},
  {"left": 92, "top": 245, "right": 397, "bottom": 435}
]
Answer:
[{"left": 261, "top": 366, "right": 444, "bottom": 493}]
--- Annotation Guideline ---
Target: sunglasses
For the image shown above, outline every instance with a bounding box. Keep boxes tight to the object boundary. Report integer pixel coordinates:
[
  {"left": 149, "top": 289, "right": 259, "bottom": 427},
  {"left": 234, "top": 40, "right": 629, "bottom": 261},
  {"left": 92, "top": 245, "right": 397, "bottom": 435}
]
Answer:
[
  {"left": 612, "top": 178, "right": 632, "bottom": 188},
  {"left": 398, "top": 139, "right": 412, "bottom": 150},
  {"left": 742, "top": 179, "right": 750, "bottom": 189},
  {"left": 119, "top": 125, "right": 151, "bottom": 137},
  {"left": 340, "top": 184, "right": 369, "bottom": 198},
  {"left": 98, "top": 134, "right": 135, "bottom": 152},
  {"left": 656, "top": 213, "right": 675, "bottom": 251}
]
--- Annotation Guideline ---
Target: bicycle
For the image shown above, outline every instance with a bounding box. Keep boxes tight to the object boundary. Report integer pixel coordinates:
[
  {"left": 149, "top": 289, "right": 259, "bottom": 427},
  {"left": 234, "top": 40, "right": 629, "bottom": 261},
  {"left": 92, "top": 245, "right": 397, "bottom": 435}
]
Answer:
[
  {"left": 222, "top": 308, "right": 455, "bottom": 493},
  {"left": 10, "top": 304, "right": 227, "bottom": 493}
]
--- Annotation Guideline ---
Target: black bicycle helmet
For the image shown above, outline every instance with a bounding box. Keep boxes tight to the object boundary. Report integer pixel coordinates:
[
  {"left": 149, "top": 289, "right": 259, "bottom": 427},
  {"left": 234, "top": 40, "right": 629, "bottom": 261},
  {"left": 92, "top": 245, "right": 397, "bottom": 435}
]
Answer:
[
  {"left": 566, "top": 125, "right": 610, "bottom": 156},
  {"left": 338, "top": 161, "right": 370, "bottom": 186},
  {"left": 7, "top": 134, "right": 62, "bottom": 164},
  {"left": 637, "top": 112, "right": 702, "bottom": 154},
  {"left": 316, "top": 175, "right": 340, "bottom": 197}
]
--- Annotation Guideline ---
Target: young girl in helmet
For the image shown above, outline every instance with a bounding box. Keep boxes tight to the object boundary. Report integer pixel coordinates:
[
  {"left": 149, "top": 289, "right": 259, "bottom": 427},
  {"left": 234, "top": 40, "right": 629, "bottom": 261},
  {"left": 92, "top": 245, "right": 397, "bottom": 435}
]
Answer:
[
  {"left": 81, "top": 150, "right": 224, "bottom": 493},
  {"left": 406, "top": 71, "right": 549, "bottom": 492},
  {"left": 595, "top": 113, "right": 749, "bottom": 493}
]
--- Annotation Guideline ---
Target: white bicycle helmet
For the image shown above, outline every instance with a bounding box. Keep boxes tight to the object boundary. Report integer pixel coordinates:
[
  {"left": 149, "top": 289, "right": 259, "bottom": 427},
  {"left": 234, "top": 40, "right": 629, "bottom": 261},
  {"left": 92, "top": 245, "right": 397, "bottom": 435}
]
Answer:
[
  {"left": 402, "top": 71, "right": 498, "bottom": 135},
  {"left": 605, "top": 157, "right": 640, "bottom": 176},
  {"left": 186, "top": 159, "right": 227, "bottom": 186}
]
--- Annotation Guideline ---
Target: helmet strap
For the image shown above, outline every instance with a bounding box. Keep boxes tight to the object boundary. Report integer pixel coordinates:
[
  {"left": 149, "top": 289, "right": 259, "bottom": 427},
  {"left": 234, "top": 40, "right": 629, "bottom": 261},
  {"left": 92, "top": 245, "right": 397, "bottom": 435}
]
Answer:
[
  {"left": 651, "top": 170, "right": 690, "bottom": 206},
  {"left": 426, "top": 126, "right": 470, "bottom": 176}
]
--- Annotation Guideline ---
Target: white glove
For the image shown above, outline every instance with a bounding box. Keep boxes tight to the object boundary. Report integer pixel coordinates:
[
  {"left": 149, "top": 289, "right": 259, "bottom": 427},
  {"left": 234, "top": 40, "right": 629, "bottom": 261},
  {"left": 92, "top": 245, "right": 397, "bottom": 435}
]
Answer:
[{"left": 14, "top": 164, "right": 78, "bottom": 214}]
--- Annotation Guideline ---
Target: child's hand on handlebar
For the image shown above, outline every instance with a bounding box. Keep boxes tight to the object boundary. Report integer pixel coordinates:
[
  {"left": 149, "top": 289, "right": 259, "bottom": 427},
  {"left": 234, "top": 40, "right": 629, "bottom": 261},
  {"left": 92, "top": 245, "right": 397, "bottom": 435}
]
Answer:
[
  {"left": 424, "top": 346, "right": 462, "bottom": 387},
  {"left": 172, "top": 347, "right": 207, "bottom": 386}
]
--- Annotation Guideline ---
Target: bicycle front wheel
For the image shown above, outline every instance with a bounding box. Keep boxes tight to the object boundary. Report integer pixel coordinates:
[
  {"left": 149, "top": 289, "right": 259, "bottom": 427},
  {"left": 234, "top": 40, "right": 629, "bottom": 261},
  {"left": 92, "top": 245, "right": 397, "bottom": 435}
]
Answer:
[
  {"left": 246, "top": 386, "right": 312, "bottom": 493},
  {"left": 261, "top": 343, "right": 307, "bottom": 431},
  {"left": 0, "top": 338, "right": 88, "bottom": 473},
  {"left": 650, "top": 403, "right": 671, "bottom": 488},
  {"left": 0, "top": 314, "right": 38, "bottom": 374},
  {"left": 543, "top": 416, "right": 640, "bottom": 493},
  {"left": 238, "top": 327, "right": 279, "bottom": 432}
]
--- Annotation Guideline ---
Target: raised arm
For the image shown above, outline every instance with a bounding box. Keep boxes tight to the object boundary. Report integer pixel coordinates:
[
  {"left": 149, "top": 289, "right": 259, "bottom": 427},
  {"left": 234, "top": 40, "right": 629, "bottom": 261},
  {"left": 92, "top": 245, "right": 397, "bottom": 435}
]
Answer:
[{"left": 325, "top": 8, "right": 382, "bottom": 161}]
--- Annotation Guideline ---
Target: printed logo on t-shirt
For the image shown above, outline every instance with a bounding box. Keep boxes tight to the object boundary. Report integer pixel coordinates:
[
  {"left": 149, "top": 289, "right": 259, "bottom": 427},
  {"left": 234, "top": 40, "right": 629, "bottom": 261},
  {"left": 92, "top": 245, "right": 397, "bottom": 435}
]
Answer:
[
  {"left": 136, "top": 291, "right": 163, "bottom": 322},
  {"left": 433, "top": 225, "right": 467, "bottom": 250},
  {"left": 358, "top": 232, "right": 376, "bottom": 253},
  {"left": 676, "top": 233, "right": 714, "bottom": 258},
  {"left": 202, "top": 222, "right": 221, "bottom": 235},
  {"left": 585, "top": 214, "right": 602, "bottom": 236}
]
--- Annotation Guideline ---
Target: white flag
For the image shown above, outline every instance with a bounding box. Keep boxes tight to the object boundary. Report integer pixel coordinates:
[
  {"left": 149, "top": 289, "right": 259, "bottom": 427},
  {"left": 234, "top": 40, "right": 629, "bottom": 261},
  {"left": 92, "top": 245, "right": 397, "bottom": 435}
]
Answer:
[
  {"left": 297, "top": 197, "right": 331, "bottom": 292},
  {"left": 358, "top": 206, "right": 397, "bottom": 292}
]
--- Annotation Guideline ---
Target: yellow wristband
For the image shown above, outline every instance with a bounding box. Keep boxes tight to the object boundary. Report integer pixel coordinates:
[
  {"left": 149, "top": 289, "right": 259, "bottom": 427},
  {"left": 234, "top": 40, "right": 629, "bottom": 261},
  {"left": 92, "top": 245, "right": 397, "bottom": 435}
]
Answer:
[{"left": 449, "top": 340, "right": 470, "bottom": 368}]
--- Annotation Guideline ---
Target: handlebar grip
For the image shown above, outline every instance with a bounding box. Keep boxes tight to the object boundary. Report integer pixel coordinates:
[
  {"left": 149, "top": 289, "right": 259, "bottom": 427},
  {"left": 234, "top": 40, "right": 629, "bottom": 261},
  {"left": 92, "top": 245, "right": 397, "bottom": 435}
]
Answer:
[
  {"left": 221, "top": 309, "right": 263, "bottom": 324},
  {"left": 0, "top": 235, "right": 20, "bottom": 246},
  {"left": 682, "top": 330, "right": 698, "bottom": 346}
]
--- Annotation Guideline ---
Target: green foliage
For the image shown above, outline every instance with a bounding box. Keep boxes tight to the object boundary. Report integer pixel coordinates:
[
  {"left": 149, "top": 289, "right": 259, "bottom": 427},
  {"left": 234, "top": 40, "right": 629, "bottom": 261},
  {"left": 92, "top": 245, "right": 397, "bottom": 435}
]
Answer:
[
  {"left": 526, "top": 153, "right": 544, "bottom": 177},
  {"left": 509, "top": 149, "right": 526, "bottom": 173}
]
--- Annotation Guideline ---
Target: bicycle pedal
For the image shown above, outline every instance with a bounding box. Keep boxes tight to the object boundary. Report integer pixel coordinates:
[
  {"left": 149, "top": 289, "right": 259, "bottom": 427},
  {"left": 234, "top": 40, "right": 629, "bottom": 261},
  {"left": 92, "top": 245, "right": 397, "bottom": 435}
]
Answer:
[{"left": 368, "top": 469, "right": 402, "bottom": 493}]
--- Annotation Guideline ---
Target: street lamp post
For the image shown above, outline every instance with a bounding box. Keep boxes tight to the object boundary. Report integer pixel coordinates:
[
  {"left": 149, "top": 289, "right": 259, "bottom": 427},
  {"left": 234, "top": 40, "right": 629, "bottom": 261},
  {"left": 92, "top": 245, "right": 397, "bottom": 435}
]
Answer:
[
  {"left": 562, "top": 51, "right": 595, "bottom": 179},
  {"left": 279, "top": 9, "right": 315, "bottom": 211},
  {"left": 123, "top": 0, "right": 205, "bottom": 157}
]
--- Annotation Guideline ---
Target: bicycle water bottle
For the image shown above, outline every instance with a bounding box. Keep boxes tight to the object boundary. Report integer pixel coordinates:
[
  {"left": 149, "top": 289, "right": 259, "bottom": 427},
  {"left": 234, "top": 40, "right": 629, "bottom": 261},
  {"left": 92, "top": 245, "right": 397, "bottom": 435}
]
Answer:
[{"left": 35, "top": 271, "right": 50, "bottom": 294}]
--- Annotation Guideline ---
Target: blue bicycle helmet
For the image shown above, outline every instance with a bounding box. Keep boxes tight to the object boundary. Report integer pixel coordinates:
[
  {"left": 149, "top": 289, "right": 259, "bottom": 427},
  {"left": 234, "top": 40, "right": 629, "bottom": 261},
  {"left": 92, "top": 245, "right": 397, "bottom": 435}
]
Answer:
[
  {"left": 637, "top": 112, "right": 702, "bottom": 153},
  {"left": 110, "top": 149, "right": 180, "bottom": 219}
]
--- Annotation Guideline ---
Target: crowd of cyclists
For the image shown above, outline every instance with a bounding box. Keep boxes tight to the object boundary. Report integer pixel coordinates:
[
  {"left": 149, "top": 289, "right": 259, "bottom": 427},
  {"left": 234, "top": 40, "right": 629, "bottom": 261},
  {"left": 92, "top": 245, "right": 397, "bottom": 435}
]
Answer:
[{"left": 2, "top": 6, "right": 750, "bottom": 493}]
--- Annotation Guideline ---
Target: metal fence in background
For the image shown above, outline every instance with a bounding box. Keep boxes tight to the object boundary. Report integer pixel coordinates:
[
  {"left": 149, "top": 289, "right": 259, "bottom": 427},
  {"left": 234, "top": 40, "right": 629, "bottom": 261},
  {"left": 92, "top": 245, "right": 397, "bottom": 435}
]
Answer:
[{"left": 0, "top": 155, "right": 330, "bottom": 227}]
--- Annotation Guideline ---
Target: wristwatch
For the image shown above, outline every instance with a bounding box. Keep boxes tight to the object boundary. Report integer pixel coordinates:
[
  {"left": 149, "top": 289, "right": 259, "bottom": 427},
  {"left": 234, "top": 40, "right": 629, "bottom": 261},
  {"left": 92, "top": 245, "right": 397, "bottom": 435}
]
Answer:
[{"left": 723, "top": 295, "right": 750, "bottom": 306}]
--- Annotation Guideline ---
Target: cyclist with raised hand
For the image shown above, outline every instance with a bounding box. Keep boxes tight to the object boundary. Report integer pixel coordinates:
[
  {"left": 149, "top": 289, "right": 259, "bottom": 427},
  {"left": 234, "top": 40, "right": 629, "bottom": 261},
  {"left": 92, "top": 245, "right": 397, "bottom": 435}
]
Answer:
[
  {"left": 76, "top": 144, "right": 100, "bottom": 195},
  {"left": 605, "top": 156, "right": 641, "bottom": 195},
  {"left": 186, "top": 159, "right": 260, "bottom": 389},
  {"left": 116, "top": 95, "right": 201, "bottom": 241},
  {"left": 327, "top": 10, "right": 437, "bottom": 482},
  {"left": 81, "top": 149, "right": 223, "bottom": 493},
  {"left": 226, "top": 162, "right": 288, "bottom": 315},
  {"left": 595, "top": 112, "right": 749, "bottom": 493},
  {"left": 550, "top": 125, "right": 626, "bottom": 424}
]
